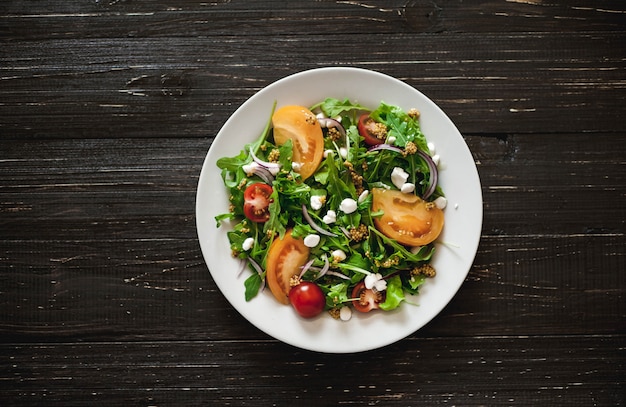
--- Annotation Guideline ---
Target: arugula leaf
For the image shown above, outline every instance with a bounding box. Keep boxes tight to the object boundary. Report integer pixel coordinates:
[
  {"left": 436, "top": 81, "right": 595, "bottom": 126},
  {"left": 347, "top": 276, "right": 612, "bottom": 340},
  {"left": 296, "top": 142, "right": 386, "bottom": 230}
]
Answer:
[
  {"left": 244, "top": 272, "right": 263, "bottom": 301},
  {"left": 291, "top": 223, "right": 316, "bottom": 239},
  {"left": 369, "top": 226, "right": 434, "bottom": 263},
  {"left": 313, "top": 160, "right": 330, "bottom": 184},
  {"left": 216, "top": 149, "right": 248, "bottom": 173},
  {"left": 407, "top": 273, "right": 427, "bottom": 292},
  {"left": 312, "top": 98, "right": 369, "bottom": 118},
  {"left": 264, "top": 187, "right": 286, "bottom": 239},
  {"left": 215, "top": 212, "right": 235, "bottom": 228},
  {"left": 325, "top": 282, "right": 350, "bottom": 308},
  {"left": 250, "top": 100, "right": 277, "bottom": 155},
  {"left": 276, "top": 139, "right": 294, "bottom": 170},
  {"left": 323, "top": 155, "right": 353, "bottom": 210},
  {"left": 379, "top": 275, "right": 405, "bottom": 311},
  {"left": 370, "top": 101, "right": 428, "bottom": 152},
  {"left": 346, "top": 251, "right": 370, "bottom": 270}
]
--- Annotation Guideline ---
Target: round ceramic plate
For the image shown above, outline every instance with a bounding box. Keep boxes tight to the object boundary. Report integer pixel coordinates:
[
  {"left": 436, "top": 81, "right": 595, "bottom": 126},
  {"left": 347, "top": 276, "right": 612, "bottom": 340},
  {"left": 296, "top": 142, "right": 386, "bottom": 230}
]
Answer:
[{"left": 196, "top": 67, "right": 482, "bottom": 353}]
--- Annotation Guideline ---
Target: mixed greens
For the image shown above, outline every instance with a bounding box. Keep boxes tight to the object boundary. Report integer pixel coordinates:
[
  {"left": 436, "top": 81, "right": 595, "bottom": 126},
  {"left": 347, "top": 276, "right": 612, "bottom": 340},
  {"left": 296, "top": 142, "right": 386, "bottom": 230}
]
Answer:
[{"left": 215, "top": 98, "right": 446, "bottom": 320}]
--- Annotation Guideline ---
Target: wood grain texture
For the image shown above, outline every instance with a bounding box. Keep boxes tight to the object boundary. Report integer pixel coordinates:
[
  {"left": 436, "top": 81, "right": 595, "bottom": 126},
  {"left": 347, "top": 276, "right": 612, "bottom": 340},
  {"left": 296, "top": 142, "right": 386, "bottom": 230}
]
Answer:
[
  {"left": 1, "top": 32, "right": 625, "bottom": 137},
  {"left": 1, "top": 234, "right": 623, "bottom": 342},
  {"left": 1, "top": 0, "right": 624, "bottom": 39},
  {"left": 1, "top": 336, "right": 624, "bottom": 406},
  {"left": 0, "top": 0, "right": 624, "bottom": 405}
]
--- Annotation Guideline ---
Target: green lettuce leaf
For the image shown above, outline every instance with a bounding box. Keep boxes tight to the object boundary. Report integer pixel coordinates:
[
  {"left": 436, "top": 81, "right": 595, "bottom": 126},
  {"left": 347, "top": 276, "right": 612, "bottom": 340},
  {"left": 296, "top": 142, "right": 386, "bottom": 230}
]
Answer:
[
  {"left": 313, "top": 98, "right": 369, "bottom": 118},
  {"left": 379, "top": 275, "right": 405, "bottom": 311},
  {"left": 244, "top": 272, "right": 263, "bottom": 301},
  {"left": 370, "top": 101, "right": 428, "bottom": 152}
]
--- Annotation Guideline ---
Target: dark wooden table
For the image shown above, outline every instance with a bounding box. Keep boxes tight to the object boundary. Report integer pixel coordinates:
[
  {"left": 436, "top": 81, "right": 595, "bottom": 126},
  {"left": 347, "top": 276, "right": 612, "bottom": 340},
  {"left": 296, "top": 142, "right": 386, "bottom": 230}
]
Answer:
[{"left": 1, "top": 1, "right": 624, "bottom": 405}]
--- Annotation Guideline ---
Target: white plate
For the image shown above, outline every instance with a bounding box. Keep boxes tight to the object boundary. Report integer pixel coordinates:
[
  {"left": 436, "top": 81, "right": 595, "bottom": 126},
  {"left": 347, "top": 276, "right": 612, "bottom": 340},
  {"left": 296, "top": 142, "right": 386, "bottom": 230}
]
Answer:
[{"left": 196, "top": 67, "right": 482, "bottom": 353}]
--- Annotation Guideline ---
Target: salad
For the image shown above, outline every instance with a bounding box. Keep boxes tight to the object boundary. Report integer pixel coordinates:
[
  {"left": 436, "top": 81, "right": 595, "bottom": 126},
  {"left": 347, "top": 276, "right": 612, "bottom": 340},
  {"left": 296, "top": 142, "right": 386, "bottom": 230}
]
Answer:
[{"left": 215, "top": 98, "right": 446, "bottom": 321}]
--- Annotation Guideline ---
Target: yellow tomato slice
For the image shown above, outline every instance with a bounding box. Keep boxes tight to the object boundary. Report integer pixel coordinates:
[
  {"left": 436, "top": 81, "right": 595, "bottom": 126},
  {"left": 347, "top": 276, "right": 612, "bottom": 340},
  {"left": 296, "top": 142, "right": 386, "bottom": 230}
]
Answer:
[
  {"left": 266, "top": 229, "right": 310, "bottom": 305},
  {"left": 371, "top": 188, "right": 444, "bottom": 246},
  {"left": 272, "top": 105, "right": 324, "bottom": 180}
]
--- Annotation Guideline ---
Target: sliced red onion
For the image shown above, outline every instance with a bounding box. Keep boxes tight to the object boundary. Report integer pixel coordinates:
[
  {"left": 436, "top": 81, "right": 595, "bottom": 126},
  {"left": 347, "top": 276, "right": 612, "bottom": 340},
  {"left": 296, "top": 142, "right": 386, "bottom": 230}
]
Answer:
[
  {"left": 249, "top": 147, "right": 281, "bottom": 175},
  {"left": 416, "top": 150, "right": 438, "bottom": 199},
  {"left": 326, "top": 271, "right": 351, "bottom": 280},
  {"left": 299, "top": 258, "right": 315, "bottom": 278},
  {"left": 237, "top": 259, "right": 247, "bottom": 278},
  {"left": 302, "top": 205, "right": 337, "bottom": 237},
  {"left": 248, "top": 257, "right": 266, "bottom": 291},
  {"left": 314, "top": 255, "right": 330, "bottom": 280},
  {"left": 367, "top": 143, "right": 403, "bottom": 154},
  {"left": 248, "top": 257, "right": 263, "bottom": 275},
  {"left": 254, "top": 165, "right": 274, "bottom": 184},
  {"left": 318, "top": 117, "right": 346, "bottom": 137},
  {"left": 339, "top": 226, "right": 351, "bottom": 239}
]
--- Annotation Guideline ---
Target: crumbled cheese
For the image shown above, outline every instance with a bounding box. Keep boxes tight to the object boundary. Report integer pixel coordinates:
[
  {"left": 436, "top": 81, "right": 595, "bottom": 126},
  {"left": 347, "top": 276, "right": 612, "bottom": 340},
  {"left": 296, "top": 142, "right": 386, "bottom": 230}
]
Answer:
[
  {"left": 316, "top": 113, "right": 326, "bottom": 125},
  {"left": 358, "top": 189, "right": 369, "bottom": 204},
  {"left": 339, "top": 198, "right": 357, "bottom": 214},
  {"left": 242, "top": 162, "right": 260, "bottom": 176},
  {"left": 387, "top": 136, "right": 396, "bottom": 145},
  {"left": 391, "top": 167, "right": 409, "bottom": 190},
  {"left": 267, "top": 165, "right": 280, "bottom": 176},
  {"left": 323, "top": 149, "right": 334, "bottom": 158},
  {"left": 331, "top": 249, "right": 347, "bottom": 262},
  {"left": 242, "top": 237, "right": 254, "bottom": 251},
  {"left": 401, "top": 183, "right": 415, "bottom": 194},
  {"left": 364, "top": 273, "right": 387, "bottom": 292},
  {"left": 339, "top": 147, "right": 348, "bottom": 159},
  {"left": 323, "top": 210, "right": 337, "bottom": 224},
  {"left": 339, "top": 306, "right": 352, "bottom": 321},
  {"left": 434, "top": 196, "right": 447, "bottom": 209},
  {"left": 427, "top": 142, "right": 436, "bottom": 155},
  {"left": 310, "top": 195, "right": 325, "bottom": 210},
  {"left": 303, "top": 234, "right": 321, "bottom": 248},
  {"left": 291, "top": 162, "right": 302, "bottom": 172},
  {"left": 432, "top": 154, "right": 440, "bottom": 167}
]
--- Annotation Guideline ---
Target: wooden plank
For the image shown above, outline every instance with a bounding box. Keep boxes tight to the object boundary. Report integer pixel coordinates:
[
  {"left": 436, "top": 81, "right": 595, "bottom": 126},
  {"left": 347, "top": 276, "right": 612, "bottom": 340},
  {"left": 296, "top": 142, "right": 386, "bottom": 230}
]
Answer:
[
  {"left": 1, "top": 0, "right": 624, "bottom": 40},
  {"left": 1, "top": 0, "right": 623, "bottom": 404},
  {"left": 1, "top": 32, "right": 625, "bottom": 137},
  {"left": 1, "top": 133, "right": 623, "bottom": 239},
  {"left": 0, "top": 336, "right": 624, "bottom": 406},
  {"left": 0, "top": 133, "right": 623, "bottom": 340},
  {"left": 0, "top": 233, "right": 622, "bottom": 341},
  {"left": 465, "top": 133, "right": 626, "bottom": 236}
]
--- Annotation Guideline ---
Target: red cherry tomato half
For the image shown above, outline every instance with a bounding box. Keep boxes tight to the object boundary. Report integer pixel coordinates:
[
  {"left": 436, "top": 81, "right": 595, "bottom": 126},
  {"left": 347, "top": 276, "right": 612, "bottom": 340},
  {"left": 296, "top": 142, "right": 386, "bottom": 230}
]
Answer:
[
  {"left": 243, "top": 183, "right": 273, "bottom": 223},
  {"left": 351, "top": 281, "right": 383, "bottom": 313},
  {"left": 357, "top": 114, "right": 386, "bottom": 146},
  {"left": 289, "top": 282, "right": 326, "bottom": 318}
]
